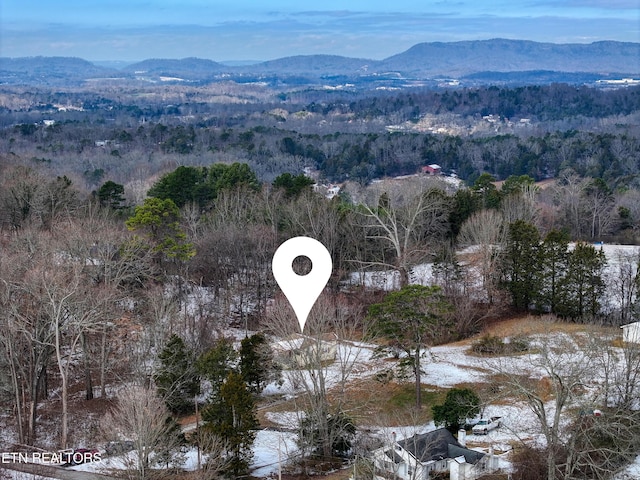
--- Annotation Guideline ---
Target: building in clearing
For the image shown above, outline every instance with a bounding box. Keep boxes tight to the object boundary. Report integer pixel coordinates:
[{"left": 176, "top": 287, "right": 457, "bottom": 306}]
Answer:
[
  {"left": 621, "top": 321, "right": 640, "bottom": 343},
  {"left": 421, "top": 164, "right": 442, "bottom": 176},
  {"left": 272, "top": 333, "right": 338, "bottom": 368},
  {"left": 372, "top": 428, "right": 496, "bottom": 480}
]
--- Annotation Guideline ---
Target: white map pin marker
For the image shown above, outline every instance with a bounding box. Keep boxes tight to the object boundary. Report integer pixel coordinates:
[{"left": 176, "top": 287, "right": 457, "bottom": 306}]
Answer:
[{"left": 272, "top": 236, "right": 332, "bottom": 332}]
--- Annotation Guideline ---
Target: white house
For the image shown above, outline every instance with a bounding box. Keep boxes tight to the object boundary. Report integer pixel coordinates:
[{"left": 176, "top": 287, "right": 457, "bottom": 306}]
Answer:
[
  {"left": 621, "top": 321, "right": 640, "bottom": 343},
  {"left": 372, "top": 428, "right": 494, "bottom": 480},
  {"left": 272, "top": 333, "right": 338, "bottom": 368}
]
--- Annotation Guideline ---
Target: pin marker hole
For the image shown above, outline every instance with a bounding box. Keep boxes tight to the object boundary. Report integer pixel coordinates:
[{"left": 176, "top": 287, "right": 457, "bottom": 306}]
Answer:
[{"left": 292, "top": 255, "right": 312, "bottom": 276}]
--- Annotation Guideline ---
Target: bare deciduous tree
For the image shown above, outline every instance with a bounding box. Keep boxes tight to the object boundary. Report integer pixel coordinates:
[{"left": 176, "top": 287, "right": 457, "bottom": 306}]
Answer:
[
  {"left": 281, "top": 190, "right": 347, "bottom": 288},
  {"left": 58, "top": 209, "right": 157, "bottom": 398},
  {"left": 501, "top": 183, "right": 540, "bottom": 227},
  {"left": 552, "top": 171, "right": 588, "bottom": 239},
  {"left": 265, "top": 294, "right": 367, "bottom": 462},
  {"left": 591, "top": 332, "right": 640, "bottom": 411},
  {"left": 0, "top": 229, "right": 63, "bottom": 445},
  {"left": 488, "top": 326, "right": 595, "bottom": 480},
  {"left": 357, "top": 179, "right": 450, "bottom": 288},
  {"left": 605, "top": 250, "right": 640, "bottom": 325},
  {"left": 101, "top": 385, "right": 183, "bottom": 480},
  {"left": 192, "top": 430, "right": 229, "bottom": 480},
  {"left": 21, "top": 247, "right": 110, "bottom": 448},
  {"left": 457, "top": 208, "right": 506, "bottom": 304}
]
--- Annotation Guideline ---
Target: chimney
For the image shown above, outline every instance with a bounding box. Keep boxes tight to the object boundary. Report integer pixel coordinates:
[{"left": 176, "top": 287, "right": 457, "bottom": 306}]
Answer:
[{"left": 458, "top": 429, "right": 466, "bottom": 447}]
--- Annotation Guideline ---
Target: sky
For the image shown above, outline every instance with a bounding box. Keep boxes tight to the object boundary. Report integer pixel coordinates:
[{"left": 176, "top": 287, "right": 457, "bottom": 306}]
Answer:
[{"left": 1, "top": 0, "right": 638, "bottom": 62}]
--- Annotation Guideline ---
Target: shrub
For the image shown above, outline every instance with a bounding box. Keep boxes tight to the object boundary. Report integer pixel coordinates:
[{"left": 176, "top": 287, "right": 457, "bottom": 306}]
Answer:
[
  {"left": 375, "top": 369, "right": 394, "bottom": 384},
  {"left": 472, "top": 334, "right": 530, "bottom": 355},
  {"left": 508, "top": 334, "right": 530, "bottom": 352},
  {"left": 511, "top": 446, "right": 556, "bottom": 480},
  {"left": 471, "top": 334, "right": 505, "bottom": 354}
]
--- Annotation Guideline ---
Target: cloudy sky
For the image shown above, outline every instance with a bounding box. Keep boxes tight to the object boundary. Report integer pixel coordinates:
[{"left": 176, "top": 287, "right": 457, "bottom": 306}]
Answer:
[{"left": 1, "top": 0, "right": 638, "bottom": 62}]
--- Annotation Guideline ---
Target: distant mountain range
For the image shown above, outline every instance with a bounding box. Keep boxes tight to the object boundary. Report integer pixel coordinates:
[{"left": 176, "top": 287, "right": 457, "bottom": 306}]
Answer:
[
  {"left": 2, "top": 39, "right": 638, "bottom": 87},
  {"left": 379, "top": 39, "right": 639, "bottom": 77}
]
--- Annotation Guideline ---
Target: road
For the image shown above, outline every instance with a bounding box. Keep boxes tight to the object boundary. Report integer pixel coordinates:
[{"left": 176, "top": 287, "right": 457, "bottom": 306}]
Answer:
[{"left": 0, "top": 461, "right": 116, "bottom": 480}]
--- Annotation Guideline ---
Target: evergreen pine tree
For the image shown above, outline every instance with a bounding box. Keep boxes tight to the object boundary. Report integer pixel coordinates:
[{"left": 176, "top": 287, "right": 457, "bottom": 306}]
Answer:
[
  {"left": 147, "top": 165, "right": 210, "bottom": 208},
  {"left": 125, "top": 197, "right": 195, "bottom": 261},
  {"left": 240, "top": 333, "right": 281, "bottom": 394},
  {"left": 272, "top": 172, "right": 314, "bottom": 198},
  {"left": 154, "top": 334, "right": 200, "bottom": 414},
  {"left": 540, "top": 230, "right": 571, "bottom": 313},
  {"left": 432, "top": 387, "right": 481, "bottom": 432},
  {"left": 368, "top": 285, "right": 453, "bottom": 408},
  {"left": 197, "top": 337, "right": 237, "bottom": 399},
  {"left": 556, "top": 242, "right": 607, "bottom": 319},
  {"left": 96, "top": 180, "right": 126, "bottom": 209},
  {"left": 202, "top": 371, "right": 258, "bottom": 478},
  {"left": 503, "top": 220, "right": 543, "bottom": 310}
]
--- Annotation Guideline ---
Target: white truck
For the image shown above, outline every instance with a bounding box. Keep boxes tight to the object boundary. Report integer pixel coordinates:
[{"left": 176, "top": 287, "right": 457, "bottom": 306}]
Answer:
[{"left": 472, "top": 416, "right": 502, "bottom": 435}]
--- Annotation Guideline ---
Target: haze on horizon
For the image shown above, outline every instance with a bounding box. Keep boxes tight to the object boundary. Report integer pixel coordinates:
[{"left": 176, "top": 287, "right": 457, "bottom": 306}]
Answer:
[{"left": 1, "top": 0, "right": 638, "bottom": 63}]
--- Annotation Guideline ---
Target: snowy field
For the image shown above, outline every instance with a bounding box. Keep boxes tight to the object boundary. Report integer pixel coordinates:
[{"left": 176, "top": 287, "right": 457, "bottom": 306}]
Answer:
[
  {"left": 349, "top": 243, "right": 640, "bottom": 296},
  {"left": 7, "top": 244, "right": 640, "bottom": 479},
  {"left": 255, "top": 315, "right": 640, "bottom": 477},
  {"left": 10, "top": 322, "right": 640, "bottom": 479}
]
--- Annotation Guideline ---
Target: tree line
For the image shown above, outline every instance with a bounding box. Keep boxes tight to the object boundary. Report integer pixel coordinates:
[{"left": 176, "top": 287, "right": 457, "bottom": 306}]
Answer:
[
  {"left": 4, "top": 116, "right": 639, "bottom": 188},
  {"left": 2, "top": 157, "right": 640, "bottom": 478},
  {"left": 1, "top": 82, "right": 639, "bottom": 190}
]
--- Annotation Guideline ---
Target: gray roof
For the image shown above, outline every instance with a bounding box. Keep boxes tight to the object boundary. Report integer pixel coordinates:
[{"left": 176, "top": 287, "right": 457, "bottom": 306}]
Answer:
[
  {"left": 384, "top": 448, "right": 405, "bottom": 464},
  {"left": 398, "top": 428, "right": 485, "bottom": 465},
  {"left": 448, "top": 444, "right": 485, "bottom": 464}
]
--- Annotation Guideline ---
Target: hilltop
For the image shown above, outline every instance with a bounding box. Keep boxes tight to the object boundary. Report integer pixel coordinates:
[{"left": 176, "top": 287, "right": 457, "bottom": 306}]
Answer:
[{"left": 1, "top": 39, "right": 638, "bottom": 87}]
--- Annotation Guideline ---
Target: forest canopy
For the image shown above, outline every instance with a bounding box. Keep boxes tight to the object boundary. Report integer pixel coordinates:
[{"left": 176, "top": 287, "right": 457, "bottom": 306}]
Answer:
[{"left": 1, "top": 77, "right": 640, "bottom": 479}]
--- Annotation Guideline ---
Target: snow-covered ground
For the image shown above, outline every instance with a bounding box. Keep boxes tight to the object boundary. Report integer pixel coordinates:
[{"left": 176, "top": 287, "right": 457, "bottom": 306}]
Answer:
[
  {"left": 22, "top": 320, "right": 638, "bottom": 478},
  {"left": 259, "top": 323, "right": 640, "bottom": 477},
  {"left": 348, "top": 243, "right": 640, "bottom": 298},
  {"left": 615, "top": 455, "right": 640, "bottom": 479},
  {"left": 275, "top": 341, "right": 386, "bottom": 397},
  {"left": 22, "top": 243, "right": 640, "bottom": 479},
  {"left": 251, "top": 430, "right": 298, "bottom": 477},
  {"left": 66, "top": 431, "right": 299, "bottom": 478}
]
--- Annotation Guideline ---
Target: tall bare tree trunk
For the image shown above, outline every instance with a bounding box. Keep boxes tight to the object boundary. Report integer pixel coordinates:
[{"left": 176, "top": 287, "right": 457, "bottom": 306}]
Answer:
[
  {"left": 54, "top": 305, "right": 69, "bottom": 449},
  {"left": 82, "top": 332, "right": 94, "bottom": 400},
  {"left": 7, "top": 345, "right": 24, "bottom": 443},
  {"left": 414, "top": 346, "right": 422, "bottom": 409},
  {"left": 100, "top": 325, "right": 108, "bottom": 398}
]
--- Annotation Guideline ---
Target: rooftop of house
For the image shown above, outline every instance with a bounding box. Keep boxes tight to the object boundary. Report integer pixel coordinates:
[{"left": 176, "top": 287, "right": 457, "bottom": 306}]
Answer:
[{"left": 398, "top": 428, "right": 485, "bottom": 465}]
